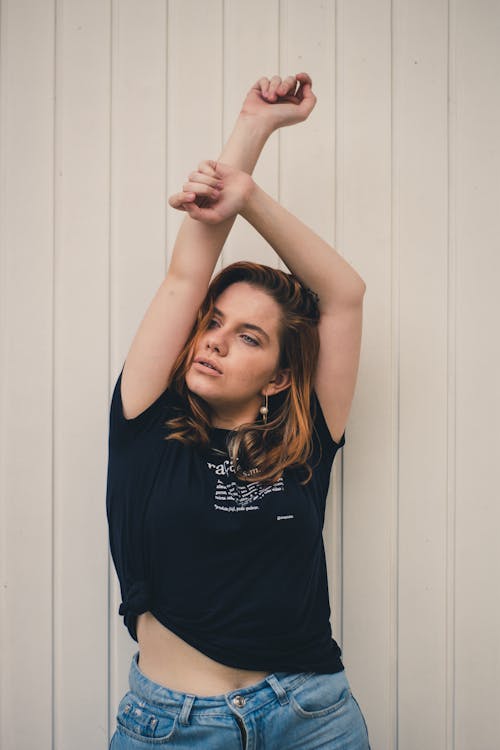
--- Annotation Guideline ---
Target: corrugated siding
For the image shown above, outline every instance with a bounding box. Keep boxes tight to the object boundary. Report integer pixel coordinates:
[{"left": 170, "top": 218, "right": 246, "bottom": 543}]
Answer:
[{"left": 0, "top": 1, "right": 498, "bottom": 748}]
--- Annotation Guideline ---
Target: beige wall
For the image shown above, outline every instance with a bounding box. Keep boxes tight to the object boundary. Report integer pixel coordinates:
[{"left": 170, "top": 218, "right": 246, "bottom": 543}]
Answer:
[{"left": 1, "top": 1, "right": 499, "bottom": 748}]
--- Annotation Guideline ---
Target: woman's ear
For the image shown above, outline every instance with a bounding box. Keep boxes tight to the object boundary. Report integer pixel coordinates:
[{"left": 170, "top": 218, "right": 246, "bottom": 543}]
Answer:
[{"left": 264, "top": 368, "right": 291, "bottom": 396}]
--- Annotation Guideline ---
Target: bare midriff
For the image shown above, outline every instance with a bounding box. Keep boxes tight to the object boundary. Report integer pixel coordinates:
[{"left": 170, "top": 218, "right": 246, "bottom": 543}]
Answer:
[{"left": 136, "top": 611, "right": 273, "bottom": 697}]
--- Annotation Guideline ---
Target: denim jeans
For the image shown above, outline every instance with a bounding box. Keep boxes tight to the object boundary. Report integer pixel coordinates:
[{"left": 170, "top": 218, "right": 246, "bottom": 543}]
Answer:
[{"left": 109, "top": 651, "right": 371, "bottom": 749}]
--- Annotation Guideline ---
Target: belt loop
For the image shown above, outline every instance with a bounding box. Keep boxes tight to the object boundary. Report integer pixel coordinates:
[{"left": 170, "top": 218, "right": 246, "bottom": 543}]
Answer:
[
  {"left": 178, "top": 694, "right": 196, "bottom": 726},
  {"left": 265, "top": 674, "right": 289, "bottom": 705}
]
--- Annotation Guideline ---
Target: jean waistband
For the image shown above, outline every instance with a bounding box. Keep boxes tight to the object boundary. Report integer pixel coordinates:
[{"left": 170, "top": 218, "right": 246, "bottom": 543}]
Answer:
[{"left": 128, "top": 651, "right": 316, "bottom": 722}]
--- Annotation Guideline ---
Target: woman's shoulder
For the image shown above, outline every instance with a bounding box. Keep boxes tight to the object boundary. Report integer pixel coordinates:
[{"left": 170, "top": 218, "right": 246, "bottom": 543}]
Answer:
[{"left": 109, "top": 366, "right": 184, "bottom": 448}]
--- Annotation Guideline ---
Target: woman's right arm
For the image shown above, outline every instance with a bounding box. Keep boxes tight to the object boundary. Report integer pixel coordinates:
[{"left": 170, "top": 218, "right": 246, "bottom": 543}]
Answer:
[
  {"left": 119, "top": 220, "right": 227, "bottom": 420},
  {"left": 120, "top": 74, "right": 315, "bottom": 419},
  {"left": 120, "top": 117, "right": 273, "bottom": 419}
]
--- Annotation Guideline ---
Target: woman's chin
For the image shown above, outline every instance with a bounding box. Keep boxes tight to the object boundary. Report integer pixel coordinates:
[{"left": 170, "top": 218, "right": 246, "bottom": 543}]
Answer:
[{"left": 185, "top": 376, "right": 219, "bottom": 405}]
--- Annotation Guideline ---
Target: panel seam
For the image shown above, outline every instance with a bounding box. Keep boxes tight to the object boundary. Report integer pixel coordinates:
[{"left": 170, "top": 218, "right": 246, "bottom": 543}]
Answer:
[
  {"left": 446, "top": 1, "right": 456, "bottom": 748},
  {"left": 390, "top": 0, "right": 400, "bottom": 747}
]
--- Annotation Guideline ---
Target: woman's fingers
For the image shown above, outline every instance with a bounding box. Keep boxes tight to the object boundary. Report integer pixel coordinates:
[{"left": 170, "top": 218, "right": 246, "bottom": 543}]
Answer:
[
  {"left": 277, "top": 75, "right": 298, "bottom": 97},
  {"left": 253, "top": 73, "right": 312, "bottom": 102},
  {"left": 295, "top": 72, "right": 313, "bottom": 100},
  {"left": 296, "top": 72, "right": 312, "bottom": 87},
  {"left": 167, "top": 158, "right": 227, "bottom": 212},
  {"left": 259, "top": 74, "right": 305, "bottom": 101},
  {"left": 169, "top": 185, "right": 222, "bottom": 210},
  {"left": 294, "top": 72, "right": 316, "bottom": 113},
  {"left": 257, "top": 76, "right": 270, "bottom": 97},
  {"left": 266, "top": 75, "right": 283, "bottom": 99},
  {"left": 182, "top": 200, "right": 220, "bottom": 224},
  {"left": 182, "top": 180, "right": 221, "bottom": 201},
  {"left": 169, "top": 166, "right": 220, "bottom": 207},
  {"left": 193, "top": 161, "right": 224, "bottom": 202},
  {"left": 198, "top": 159, "right": 222, "bottom": 177},
  {"left": 168, "top": 191, "right": 196, "bottom": 210},
  {"left": 186, "top": 170, "right": 223, "bottom": 190}
]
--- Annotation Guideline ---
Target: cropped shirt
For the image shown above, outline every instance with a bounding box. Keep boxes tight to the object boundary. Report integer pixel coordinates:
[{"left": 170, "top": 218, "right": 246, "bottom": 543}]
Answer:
[{"left": 106, "top": 364, "right": 346, "bottom": 673}]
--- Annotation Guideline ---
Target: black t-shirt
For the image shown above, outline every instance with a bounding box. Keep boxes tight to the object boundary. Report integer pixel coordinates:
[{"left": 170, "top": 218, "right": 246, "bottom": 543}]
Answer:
[{"left": 106, "top": 364, "right": 346, "bottom": 673}]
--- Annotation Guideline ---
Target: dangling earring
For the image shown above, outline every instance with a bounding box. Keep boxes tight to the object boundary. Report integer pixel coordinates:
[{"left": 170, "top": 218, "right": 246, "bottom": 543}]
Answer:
[{"left": 260, "top": 393, "right": 269, "bottom": 424}]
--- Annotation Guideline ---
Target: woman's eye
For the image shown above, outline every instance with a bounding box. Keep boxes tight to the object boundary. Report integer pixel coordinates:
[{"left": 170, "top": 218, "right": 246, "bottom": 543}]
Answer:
[
  {"left": 241, "top": 334, "right": 258, "bottom": 346},
  {"left": 207, "top": 319, "right": 257, "bottom": 345}
]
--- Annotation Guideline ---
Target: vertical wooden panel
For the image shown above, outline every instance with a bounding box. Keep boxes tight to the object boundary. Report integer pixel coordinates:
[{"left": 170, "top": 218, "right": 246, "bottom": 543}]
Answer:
[
  {"left": 223, "top": 0, "right": 280, "bottom": 265},
  {"left": 337, "top": 2, "right": 395, "bottom": 749},
  {"left": 54, "top": 1, "right": 110, "bottom": 747},
  {"left": 0, "top": 2, "right": 55, "bottom": 748},
  {"left": 166, "top": 0, "right": 224, "bottom": 272},
  {"left": 279, "top": 0, "right": 336, "bottom": 280},
  {"left": 1, "top": 3, "right": 500, "bottom": 749},
  {"left": 454, "top": 1, "right": 500, "bottom": 748},
  {"left": 395, "top": 1, "right": 450, "bottom": 748},
  {"left": 108, "top": 0, "right": 168, "bottom": 732},
  {"left": 279, "top": 0, "right": 345, "bottom": 670}
]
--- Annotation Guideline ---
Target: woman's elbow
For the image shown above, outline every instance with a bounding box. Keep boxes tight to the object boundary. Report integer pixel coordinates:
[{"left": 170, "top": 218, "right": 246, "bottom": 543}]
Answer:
[{"left": 348, "top": 276, "right": 367, "bottom": 302}]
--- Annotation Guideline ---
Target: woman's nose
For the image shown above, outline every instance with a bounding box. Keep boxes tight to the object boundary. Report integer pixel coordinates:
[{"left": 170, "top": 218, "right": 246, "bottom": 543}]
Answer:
[{"left": 205, "top": 333, "right": 227, "bottom": 355}]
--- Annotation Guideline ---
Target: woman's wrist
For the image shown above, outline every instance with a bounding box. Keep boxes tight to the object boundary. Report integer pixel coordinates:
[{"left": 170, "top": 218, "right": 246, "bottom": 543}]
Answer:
[
  {"left": 218, "top": 114, "right": 273, "bottom": 175},
  {"left": 236, "top": 110, "right": 276, "bottom": 137},
  {"left": 240, "top": 180, "right": 265, "bottom": 222}
]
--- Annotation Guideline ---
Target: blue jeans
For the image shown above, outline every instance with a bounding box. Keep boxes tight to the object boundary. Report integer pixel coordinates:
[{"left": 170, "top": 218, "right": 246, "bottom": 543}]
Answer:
[{"left": 109, "top": 651, "right": 371, "bottom": 749}]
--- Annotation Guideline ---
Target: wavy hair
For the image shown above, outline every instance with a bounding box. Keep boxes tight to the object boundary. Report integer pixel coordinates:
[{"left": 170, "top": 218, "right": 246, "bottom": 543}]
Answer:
[{"left": 163, "top": 261, "right": 321, "bottom": 485}]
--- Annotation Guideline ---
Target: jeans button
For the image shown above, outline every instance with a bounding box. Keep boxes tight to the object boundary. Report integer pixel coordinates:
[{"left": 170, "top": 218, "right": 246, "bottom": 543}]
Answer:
[{"left": 232, "top": 694, "right": 246, "bottom": 707}]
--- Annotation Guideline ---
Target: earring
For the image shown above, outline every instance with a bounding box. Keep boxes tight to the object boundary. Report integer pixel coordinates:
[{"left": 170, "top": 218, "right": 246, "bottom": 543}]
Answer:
[{"left": 259, "top": 393, "right": 269, "bottom": 424}]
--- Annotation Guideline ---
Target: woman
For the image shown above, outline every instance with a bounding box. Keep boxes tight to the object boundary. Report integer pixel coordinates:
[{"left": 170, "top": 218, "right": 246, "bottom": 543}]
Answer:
[{"left": 107, "top": 73, "right": 369, "bottom": 749}]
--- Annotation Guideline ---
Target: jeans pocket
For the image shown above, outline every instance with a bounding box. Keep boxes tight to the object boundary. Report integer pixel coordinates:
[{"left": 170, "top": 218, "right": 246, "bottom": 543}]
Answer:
[
  {"left": 289, "top": 671, "right": 351, "bottom": 719},
  {"left": 116, "top": 692, "right": 179, "bottom": 745}
]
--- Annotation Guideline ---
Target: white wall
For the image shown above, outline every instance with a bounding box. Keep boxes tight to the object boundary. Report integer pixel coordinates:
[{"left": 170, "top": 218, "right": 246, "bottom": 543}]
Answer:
[{"left": 1, "top": 1, "right": 499, "bottom": 749}]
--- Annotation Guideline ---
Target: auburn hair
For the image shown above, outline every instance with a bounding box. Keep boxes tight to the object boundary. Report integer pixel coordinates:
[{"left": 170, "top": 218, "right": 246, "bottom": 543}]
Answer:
[{"left": 163, "top": 261, "right": 322, "bottom": 485}]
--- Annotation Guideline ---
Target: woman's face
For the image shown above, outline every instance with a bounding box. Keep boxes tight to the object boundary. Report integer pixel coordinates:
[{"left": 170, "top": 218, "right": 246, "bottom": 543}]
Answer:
[{"left": 185, "top": 281, "right": 290, "bottom": 428}]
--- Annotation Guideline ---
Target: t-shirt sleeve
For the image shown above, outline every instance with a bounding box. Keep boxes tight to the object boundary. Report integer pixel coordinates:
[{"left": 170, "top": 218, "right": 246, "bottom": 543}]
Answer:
[
  {"left": 108, "top": 363, "right": 178, "bottom": 449},
  {"left": 309, "top": 389, "right": 346, "bottom": 483}
]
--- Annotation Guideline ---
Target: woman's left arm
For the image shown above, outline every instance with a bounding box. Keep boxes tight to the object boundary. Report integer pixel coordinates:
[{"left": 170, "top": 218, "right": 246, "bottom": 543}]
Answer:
[
  {"left": 241, "top": 183, "right": 366, "bottom": 445},
  {"left": 177, "top": 166, "right": 365, "bottom": 445}
]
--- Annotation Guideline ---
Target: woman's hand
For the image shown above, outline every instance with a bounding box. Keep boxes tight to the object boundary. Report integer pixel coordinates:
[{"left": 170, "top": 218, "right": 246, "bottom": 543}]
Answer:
[
  {"left": 168, "top": 160, "right": 254, "bottom": 225},
  {"left": 239, "top": 72, "right": 317, "bottom": 132}
]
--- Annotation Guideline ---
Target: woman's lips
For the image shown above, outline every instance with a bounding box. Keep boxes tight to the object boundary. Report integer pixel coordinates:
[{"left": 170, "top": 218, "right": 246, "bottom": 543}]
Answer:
[{"left": 193, "top": 361, "right": 222, "bottom": 376}]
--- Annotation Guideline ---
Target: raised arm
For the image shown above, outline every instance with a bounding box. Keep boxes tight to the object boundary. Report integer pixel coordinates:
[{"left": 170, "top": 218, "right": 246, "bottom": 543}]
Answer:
[
  {"left": 120, "top": 74, "right": 315, "bottom": 419},
  {"left": 240, "top": 185, "right": 366, "bottom": 444},
  {"left": 176, "top": 159, "right": 366, "bottom": 445}
]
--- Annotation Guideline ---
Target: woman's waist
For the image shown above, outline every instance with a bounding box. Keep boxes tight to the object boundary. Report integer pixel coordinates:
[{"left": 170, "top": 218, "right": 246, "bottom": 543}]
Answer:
[{"left": 136, "top": 611, "right": 273, "bottom": 696}]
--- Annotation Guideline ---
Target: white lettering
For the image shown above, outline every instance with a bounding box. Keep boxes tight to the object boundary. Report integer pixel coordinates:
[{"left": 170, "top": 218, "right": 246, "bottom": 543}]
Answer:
[
  {"left": 207, "top": 459, "right": 237, "bottom": 477},
  {"left": 207, "top": 458, "right": 260, "bottom": 479},
  {"left": 214, "top": 504, "right": 260, "bottom": 512}
]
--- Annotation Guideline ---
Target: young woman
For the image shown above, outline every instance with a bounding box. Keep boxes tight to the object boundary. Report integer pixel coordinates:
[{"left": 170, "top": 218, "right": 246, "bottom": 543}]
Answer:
[{"left": 107, "top": 73, "right": 370, "bottom": 749}]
